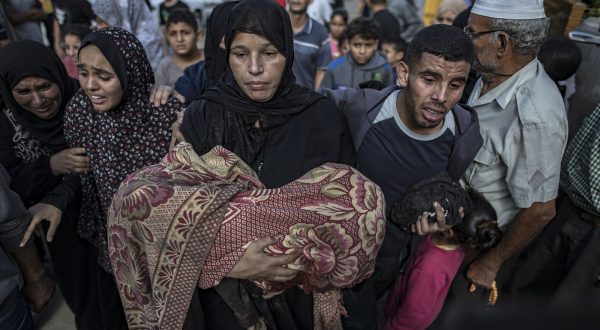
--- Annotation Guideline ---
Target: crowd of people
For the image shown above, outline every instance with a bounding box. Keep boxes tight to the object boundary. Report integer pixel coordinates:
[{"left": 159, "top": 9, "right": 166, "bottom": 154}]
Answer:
[{"left": 0, "top": 0, "right": 598, "bottom": 329}]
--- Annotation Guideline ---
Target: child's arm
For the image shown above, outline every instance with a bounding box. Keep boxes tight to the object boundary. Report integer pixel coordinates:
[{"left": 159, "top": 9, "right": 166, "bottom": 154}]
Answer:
[{"left": 384, "top": 268, "right": 450, "bottom": 330}]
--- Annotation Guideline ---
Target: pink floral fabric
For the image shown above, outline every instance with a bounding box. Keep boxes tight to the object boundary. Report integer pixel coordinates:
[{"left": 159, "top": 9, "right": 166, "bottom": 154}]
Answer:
[{"left": 107, "top": 143, "right": 385, "bottom": 329}]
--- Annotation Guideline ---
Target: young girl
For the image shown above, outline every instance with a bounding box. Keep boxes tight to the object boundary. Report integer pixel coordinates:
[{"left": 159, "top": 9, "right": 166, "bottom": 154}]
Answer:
[
  {"left": 61, "top": 24, "right": 91, "bottom": 79},
  {"left": 328, "top": 8, "right": 348, "bottom": 59},
  {"left": 64, "top": 27, "right": 182, "bottom": 329},
  {"left": 384, "top": 192, "right": 503, "bottom": 330}
]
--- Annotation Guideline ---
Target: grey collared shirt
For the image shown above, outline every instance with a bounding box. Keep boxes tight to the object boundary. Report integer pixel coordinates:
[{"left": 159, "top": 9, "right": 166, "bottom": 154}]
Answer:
[{"left": 463, "top": 59, "right": 568, "bottom": 227}]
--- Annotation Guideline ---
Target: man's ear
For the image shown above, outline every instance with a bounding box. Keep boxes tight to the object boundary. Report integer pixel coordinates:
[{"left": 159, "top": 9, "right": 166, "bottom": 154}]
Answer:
[
  {"left": 396, "top": 61, "right": 409, "bottom": 87},
  {"left": 496, "top": 32, "right": 511, "bottom": 58}
]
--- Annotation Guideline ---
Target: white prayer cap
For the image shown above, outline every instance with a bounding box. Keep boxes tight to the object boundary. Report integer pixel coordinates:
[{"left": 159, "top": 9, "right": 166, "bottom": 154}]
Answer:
[{"left": 471, "top": 0, "right": 546, "bottom": 20}]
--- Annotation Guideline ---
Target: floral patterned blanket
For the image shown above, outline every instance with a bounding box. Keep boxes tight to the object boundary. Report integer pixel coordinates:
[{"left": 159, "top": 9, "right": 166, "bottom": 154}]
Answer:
[{"left": 107, "top": 143, "right": 385, "bottom": 329}]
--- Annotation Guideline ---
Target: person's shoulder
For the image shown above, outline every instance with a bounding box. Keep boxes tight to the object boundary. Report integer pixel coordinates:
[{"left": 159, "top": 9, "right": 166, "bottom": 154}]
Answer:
[
  {"left": 187, "top": 97, "right": 209, "bottom": 113},
  {"left": 183, "top": 60, "right": 206, "bottom": 75},
  {"left": 518, "top": 65, "right": 567, "bottom": 126},
  {"left": 327, "top": 55, "right": 347, "bottom": 71},
  {"left": 157, "top": 56, "right": 174, "bottom": 69},
  {"left": 371, "top": 52, "right": 392, "bottom": 69},
  {"left": 182, "top": 98, "right": 211, "bottom": 126},
  {"left": 302, "top": 92, "right": 345, "bottom": 118},
  {"left": 310, "top": 18, "right": 330, "bottom": 40},
  {"left": 0, "top": 108, "right": 14, "bottom": 137},
  {"left": 307, "top": 99, "right": 352, "bottom": 132}
]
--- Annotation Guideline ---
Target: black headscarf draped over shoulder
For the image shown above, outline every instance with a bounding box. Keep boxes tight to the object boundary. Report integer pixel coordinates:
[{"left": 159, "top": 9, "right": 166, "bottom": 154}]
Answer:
[
  {"left": 200, "top": 0, "right": 324, "bottom": 129},
  {"left": 0, "top": 40, "right": 79, "bottom": 151},
  {"left": 204, "top": 1, "right": 238, "bottom": 84}
]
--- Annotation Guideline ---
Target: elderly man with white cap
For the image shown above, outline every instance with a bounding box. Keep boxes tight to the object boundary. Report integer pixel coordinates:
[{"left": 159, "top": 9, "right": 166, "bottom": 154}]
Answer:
[{"left": 461, "top": 0, "right": 568, "bottom": 293}]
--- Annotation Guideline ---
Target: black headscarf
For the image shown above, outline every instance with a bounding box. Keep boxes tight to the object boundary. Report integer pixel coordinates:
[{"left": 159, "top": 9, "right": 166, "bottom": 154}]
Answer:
[
  {"left": 0, "top": 40, "right": 79, "bottom": 151},
  {"left": 200, "top": 0, "right": 324, "bottom": 129},
  {"left": 204, "top": 1, "right": 238, "bottom": 84}
]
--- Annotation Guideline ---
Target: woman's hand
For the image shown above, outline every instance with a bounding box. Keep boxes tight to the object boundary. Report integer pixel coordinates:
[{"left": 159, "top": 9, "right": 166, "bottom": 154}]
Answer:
[
  {"left": 227, "top": 236, "right": 301, "bottom": 282},
  {"left": 149, "top": 85, "right": 186, "bottom": 106},
  {"left": 49, "top": 147, "right": 90, "bottom": 176},
  {"left": 20, "top": 203, "right": 62, "bottom": 246},
  {"left": 169, "top": 110, "right": 186, "bottom": 151}
]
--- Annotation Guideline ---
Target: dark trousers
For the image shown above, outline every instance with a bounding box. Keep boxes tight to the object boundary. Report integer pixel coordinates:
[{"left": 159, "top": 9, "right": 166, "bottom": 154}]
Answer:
[
  {"left": 44, "top": 207, "right": 127, "bottom": 330},
  {"left": 0, "top": 291, "right": 33, "bottom": 330},
  {"left": 195, "top": 283, "right": 313, "bottom": 330},
  {"left": 509, "top": 198, "right": 600, "bottom": 306}
]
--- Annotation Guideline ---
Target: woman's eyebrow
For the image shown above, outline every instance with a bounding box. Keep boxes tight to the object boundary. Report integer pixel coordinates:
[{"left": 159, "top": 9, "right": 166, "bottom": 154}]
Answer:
[{"left": 76, "top": 64, "right": 114, "bottom": 75}]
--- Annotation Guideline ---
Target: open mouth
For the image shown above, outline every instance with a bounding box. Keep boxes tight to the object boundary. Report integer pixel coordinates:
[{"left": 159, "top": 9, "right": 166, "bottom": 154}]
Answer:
[
  {"left": 89, "top": 95, "right": 107, "bottom": 104},
  {"left": 422, "top": 107, "right": 445, "bottom": 122}
]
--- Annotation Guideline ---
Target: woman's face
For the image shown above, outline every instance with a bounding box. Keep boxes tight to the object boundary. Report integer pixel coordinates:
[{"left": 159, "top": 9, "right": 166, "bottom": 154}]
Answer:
[
  {"left": 329, "top": 15, "right": 347, "bottom": 39},
  {"left": 11, "top": 76, "right": 62, "bottom": 120},
  {"left": 229, "top": 32, "right": 286, "bottom": 102},
  {"left": 64, "top": 33, "right": 82, "bottom": 60},
  {"left": 78, "top": 45, "right": 124, "bottom": 112}
]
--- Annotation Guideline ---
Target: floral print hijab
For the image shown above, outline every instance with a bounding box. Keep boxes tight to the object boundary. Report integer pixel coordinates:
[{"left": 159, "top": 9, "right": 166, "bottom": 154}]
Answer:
[{"left": 64, "top": 27, "right": 182, "bottom": 271}]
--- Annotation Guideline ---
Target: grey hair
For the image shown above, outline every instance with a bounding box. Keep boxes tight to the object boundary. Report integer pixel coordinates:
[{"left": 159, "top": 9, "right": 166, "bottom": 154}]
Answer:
[{"left": 489, "top": 17, "right": 549, "bottom": 56}]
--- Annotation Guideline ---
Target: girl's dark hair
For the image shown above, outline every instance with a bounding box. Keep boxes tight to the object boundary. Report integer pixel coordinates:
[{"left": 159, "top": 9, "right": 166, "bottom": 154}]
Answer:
[
  {"left": 538, "top": 37, "right": 581, "bottom": 97},
  {"left": 61, "top": 24, "right": 92, "bottom": 41},
  {"left": 454, "top": 192, "right": 502, "bottom": 254},
  {"left": 330, "top": 8, "right": 348, "bottom": 24}
]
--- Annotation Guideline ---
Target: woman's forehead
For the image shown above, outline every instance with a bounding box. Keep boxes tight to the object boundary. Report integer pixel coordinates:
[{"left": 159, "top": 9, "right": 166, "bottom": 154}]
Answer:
[
  {"left": 13, "top": 76, "right": 54, "bottom": 88},
  {"left": 229, "top": 32, "right": 279, "bottom": 49}
]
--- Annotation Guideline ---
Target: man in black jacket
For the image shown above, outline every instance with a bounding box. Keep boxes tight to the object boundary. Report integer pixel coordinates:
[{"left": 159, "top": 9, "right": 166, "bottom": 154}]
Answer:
[{"left": 323, "top": 24, "right": 482, "bottom": 328}]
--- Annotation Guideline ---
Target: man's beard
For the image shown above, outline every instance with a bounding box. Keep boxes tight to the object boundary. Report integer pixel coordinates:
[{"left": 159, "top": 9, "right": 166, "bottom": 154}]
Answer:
[{"left": 474, "top": 53, "right": 502, "bottom": 82}]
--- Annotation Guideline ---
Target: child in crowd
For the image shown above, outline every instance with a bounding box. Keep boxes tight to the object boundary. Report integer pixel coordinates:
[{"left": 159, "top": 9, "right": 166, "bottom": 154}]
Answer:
[
  {"left": 538, "top": 37, "right": 582, "bottom": 111},
  {"left": 328, "top": 8, "right": 348, "bottom": 60},
  {"left": 338, "top": 30, "right": 350, "bottom": 55},
  {"left": 61, "top": 24, "right": 91, "bottom": 79},
  {"left": 381, "top": 37, "right": 407, "bottom": 80},
  {"left": 384, "top": 192, "right": 503, "bottom": 330},
  {"left": 320, "top": 17, "right": 393, "bottom": 90},
  {"left": 155, "top": 8, "right": 203, "bottom": 87}
]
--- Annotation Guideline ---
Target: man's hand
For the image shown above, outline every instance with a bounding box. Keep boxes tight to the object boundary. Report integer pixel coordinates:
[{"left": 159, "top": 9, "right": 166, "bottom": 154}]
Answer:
[
  {"left": 21, "top": 203, "right": 62, "bottom": 246},
  {"left": 411, "top": 202, "right": 460, "bottom": 235},
  {"left": 467, "top": 253, "right": 501, "bottom": 289},
  {"left": 227, "top": 236, "right": 301, "bottom": 282},
  {"left": 22, "top": 273, "right": 55, "bottom": 313},
  {"left": 11, "top": 242, "right": 55, "bottom": 313},
  {"left": 149, "top": 85, "right": 185, "bottom": 107},
  {"left": 49, "top": 147, "right": 90, "bottom": 176}
]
